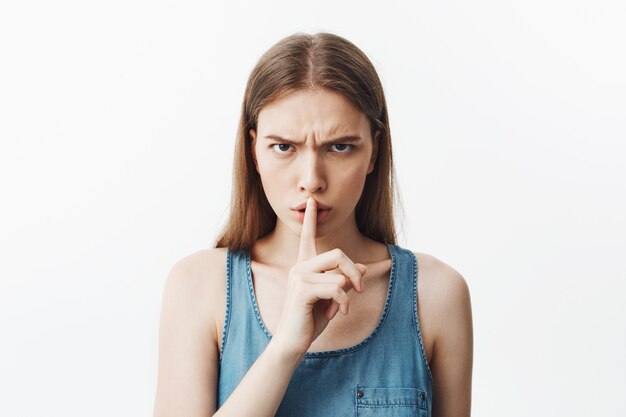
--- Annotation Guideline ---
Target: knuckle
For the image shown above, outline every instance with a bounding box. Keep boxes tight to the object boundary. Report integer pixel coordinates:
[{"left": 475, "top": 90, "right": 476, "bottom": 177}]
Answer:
[
  {"left": 332, "top": 248, "right": 345, "bottom": 259},
  {"left": 289, "top": 273, "right": 305, "bottom": 291},
  {"left": 331, "top": 274, "right": 345, "bottom": 286},
  {"left": 294, "top": 281, "right": 309, "bottom": 295}
]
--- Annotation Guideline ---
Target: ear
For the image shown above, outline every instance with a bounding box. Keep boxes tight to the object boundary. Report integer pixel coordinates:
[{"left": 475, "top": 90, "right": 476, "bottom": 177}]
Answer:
[
  {"left": 367, "top": 130, "right": 380, "bottom": 174},
  {"left": 249, "top": 129, "right": 259, "bottom": 173}
]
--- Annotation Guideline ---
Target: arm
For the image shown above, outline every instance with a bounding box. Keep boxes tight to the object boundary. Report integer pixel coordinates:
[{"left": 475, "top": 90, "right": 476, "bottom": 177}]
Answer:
[
  {"left": 152, "top": 251, "right": 219, "bottom": 417},
  {"left": 428, "top": 262, "right": 474, "bottom": 417},
  {"left": 153, "top": 243, "right": 362, "bottom": 417},
  {"left": 213, "top": 341, "right": 304, "bottom": 416},
  {"left": 152, "top": 250, "right": 306, "bottom": 417}
]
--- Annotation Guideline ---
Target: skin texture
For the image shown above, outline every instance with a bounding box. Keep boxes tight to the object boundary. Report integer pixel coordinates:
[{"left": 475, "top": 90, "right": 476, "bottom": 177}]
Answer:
[
  {"left": 152, "top": 88, "right": 473, "bottom": 417},
  {"left": 249, "top": 88, "right": 380, "bottom": 260}
]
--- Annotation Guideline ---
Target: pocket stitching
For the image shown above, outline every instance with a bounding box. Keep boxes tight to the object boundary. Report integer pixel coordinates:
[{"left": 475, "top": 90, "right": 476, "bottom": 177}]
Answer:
[{"left": 355, "top": 386, "right": 427, "bottom": 410}]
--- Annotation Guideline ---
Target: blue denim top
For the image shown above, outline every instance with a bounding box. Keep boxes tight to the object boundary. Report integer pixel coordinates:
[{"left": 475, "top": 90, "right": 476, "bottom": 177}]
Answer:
[{"left": 217, "top": 244, "right": 434, "bottom": 416}]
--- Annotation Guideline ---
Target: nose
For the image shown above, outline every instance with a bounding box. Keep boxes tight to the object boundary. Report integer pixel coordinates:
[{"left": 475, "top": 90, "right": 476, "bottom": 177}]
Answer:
[{"left": 298, "top": 151, "right": 326, "bottom": 194}]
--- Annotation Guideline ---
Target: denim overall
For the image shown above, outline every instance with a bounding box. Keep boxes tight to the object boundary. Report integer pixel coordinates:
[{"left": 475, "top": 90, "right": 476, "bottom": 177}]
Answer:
[{"left": 217, "top": 244, "right": 434, "bottom": 416}]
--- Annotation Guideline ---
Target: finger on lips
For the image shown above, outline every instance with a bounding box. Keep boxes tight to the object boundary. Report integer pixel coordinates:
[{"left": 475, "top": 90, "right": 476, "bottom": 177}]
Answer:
[
  {"left": 296, "top": 196, "right": 366, "bottom": 320},
  {"left": 297, "top": 197, "right": 317, "bottom": 262}
]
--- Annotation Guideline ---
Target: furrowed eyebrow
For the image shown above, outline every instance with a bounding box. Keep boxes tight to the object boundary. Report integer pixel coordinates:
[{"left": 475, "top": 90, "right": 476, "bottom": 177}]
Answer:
[{"left": 263, "top": 135, "right": 362, "bottom": 145}]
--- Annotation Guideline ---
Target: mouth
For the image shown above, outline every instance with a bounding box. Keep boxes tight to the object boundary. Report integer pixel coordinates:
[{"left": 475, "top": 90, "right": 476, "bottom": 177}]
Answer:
[
  {"left": 295, "top": 208, "right": 331, "bottom": 214},
  {"left": 291, "top": 201, "right": 332, "bottom": 211},
  {"left": 293, "top": 207, "right": 332, "bottom": 223}
]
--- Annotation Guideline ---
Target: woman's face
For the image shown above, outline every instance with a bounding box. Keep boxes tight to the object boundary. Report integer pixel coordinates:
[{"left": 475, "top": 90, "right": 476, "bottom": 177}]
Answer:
[{"left": 250, "top": 88, "right": 379, "bottom": 238}]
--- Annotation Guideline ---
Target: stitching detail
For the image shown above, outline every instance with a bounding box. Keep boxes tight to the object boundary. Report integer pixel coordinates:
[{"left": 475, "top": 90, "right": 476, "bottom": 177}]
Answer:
[
  {"left": 411, "top": 251, "right": 434, "bottom": 386},
  {"left": 358, "top": 404, "right": 423, "bottom": 408},
  {"left": 246, "top": 252, "right": 272, "bottom": 341},
  {"left": 303, "top": 243, "right": 397, "bottom": 358},
  {"left": 355, "top": 386, "right": 428, "bottom": 409},
  {"left": 244, "top": 244, "right": 398, "bottom": 358},
  {"left": 219, "top": 249, "right": 233, "bottom": 363}
]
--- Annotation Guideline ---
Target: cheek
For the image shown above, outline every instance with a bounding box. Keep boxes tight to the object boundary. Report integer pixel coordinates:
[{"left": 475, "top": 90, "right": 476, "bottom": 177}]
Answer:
[
  {"left": 257, "top": 161, "right": 291, "bottom": 198},
  {"left": 335, "top": 162, "right": 370, "bottom": 193},
  {"left": 343, "top": 152, "right": 371, "bottom": 177}
]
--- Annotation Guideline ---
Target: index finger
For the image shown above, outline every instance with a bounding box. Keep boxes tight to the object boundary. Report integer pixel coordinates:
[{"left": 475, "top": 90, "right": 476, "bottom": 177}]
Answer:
[{"left": 297, "top": 197, "right": 317, "bottom": 261}]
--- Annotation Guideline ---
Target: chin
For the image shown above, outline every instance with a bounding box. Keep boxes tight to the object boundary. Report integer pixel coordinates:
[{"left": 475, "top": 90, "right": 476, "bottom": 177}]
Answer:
[{"left": 286, "top": 217, "right": 330, "bottom": 239}]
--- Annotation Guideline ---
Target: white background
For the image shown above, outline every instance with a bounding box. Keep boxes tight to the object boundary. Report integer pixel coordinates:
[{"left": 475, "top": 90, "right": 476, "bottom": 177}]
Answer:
[{"left": 1, "top": 1, "right": 625, "bottom": 416}]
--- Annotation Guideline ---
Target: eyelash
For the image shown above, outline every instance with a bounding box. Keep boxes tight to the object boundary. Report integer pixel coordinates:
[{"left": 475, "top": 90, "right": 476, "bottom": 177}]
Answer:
[{"left": 270, "top": 144, "right": 353, "bottom": 154}]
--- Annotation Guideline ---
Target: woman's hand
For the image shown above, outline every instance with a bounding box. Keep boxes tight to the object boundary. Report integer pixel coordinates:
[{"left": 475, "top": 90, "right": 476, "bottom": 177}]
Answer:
[{"left": 271, "top": 197, "right": 367, "bottom": 358}]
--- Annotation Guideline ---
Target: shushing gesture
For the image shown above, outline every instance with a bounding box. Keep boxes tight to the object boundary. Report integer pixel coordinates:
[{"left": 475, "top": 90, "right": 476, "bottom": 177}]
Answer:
[{"left": 272, "top": 197, "right": 367, "bottom": 358}]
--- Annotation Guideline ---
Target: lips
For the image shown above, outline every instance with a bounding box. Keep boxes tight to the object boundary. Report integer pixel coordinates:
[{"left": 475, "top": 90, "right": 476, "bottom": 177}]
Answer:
[
  {"left": 291, "top": 200, "right": 332, "bottom": 211},
  {"left": 296, "top": 208, "right": 330, "bottom": 215},
  {"left": 290, "top": 200, "right": 332, "bottom": 224},
  {"left": 293, "top": 207, "right": 332, "bottom": 223}
]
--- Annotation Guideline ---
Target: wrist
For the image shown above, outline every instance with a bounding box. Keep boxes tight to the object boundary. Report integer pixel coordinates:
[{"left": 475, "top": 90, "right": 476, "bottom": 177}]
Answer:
[{"left": 266, "top": 338, "right": 306, "bottom": 367}]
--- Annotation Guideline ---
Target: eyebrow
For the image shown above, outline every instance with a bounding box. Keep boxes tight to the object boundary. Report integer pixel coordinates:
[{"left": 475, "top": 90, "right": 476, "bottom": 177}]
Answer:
[{"left": 263, "top": 134, "right": 362, "bottom": 145}]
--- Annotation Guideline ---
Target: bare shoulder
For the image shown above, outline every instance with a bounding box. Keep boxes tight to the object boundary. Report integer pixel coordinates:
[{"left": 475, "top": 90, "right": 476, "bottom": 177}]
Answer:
[
  {"left": 153, "top": 247, "right": 228, "bottom": 417},
  {"left": 164, "top": 247, "right": 228, "bottom": 334},
  {"left": 167, "top": 246, "right": 228, "bottom": 285},
  {"left": 413, "top": 252, "right": 471, "bottom": 315},
  {"left": 166, "top": 248, "right": 226, "bottom": 297},
  {"left": 412, "top": 252, "right": 473, "bottom": 416},
  {"left": 411, "top": 252, "right": 473, "bottom": 353}
]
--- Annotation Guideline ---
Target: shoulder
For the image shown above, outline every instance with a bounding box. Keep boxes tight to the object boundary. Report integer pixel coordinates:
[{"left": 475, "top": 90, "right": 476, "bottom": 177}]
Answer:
[
  {"left": 412, "top": 251, "right": 472, "bottom": 336},
  {"left": 413, "top": 252, "right": 470, "bottom": 297},
  {"left": 154, "top": 248, "right": 228, "bottom": 416},
  {"left": 411, "top": 252, "right": 473, "bottom": 414},
  {"left": 162, "top": 247, "right": 229, "bottom": 328},
  {"left": 165, "top": 247, "right": 228, "bottom": 293}
]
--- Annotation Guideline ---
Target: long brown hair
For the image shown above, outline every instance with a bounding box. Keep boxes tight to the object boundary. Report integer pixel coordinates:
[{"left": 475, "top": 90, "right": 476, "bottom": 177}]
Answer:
[{"left": 214, "top": 32, "right": 401, "bottom": 251}]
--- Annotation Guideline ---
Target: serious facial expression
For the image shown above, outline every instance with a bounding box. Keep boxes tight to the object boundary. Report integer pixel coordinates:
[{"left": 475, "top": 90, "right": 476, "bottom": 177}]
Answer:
[{"left": 250, "top": 88, "right": 379, "bottom": 238}]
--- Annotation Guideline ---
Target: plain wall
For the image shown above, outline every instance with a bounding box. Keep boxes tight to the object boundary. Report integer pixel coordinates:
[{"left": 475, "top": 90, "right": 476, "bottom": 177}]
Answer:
[{"left": 1, "top": 0, "right": 625, "bottom": 416}]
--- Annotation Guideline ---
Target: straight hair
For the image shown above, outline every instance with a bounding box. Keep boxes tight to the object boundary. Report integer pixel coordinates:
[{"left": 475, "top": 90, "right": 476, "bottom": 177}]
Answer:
[{"left": 215, "top": 32, "right": 400, "bottom": 251}]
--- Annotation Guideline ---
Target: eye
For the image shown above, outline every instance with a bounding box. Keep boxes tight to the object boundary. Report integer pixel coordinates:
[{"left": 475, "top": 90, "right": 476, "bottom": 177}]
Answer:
[
  {"left": 271, "top": 143, "right": 294, "bottom": 154},
  {"left": 330, "top": 144, "right": 353, "bottom": 153}
]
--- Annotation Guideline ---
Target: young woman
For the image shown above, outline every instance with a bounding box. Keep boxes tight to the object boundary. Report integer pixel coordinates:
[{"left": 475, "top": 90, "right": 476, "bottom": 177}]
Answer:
[{"left": 153, "top": 32, "right": 473, "bottom": 417}]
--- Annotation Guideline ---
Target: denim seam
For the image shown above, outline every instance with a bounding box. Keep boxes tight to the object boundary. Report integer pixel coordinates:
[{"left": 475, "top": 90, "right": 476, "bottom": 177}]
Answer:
[
  {"left": 355, "top": 386, "right": 428, "bottom": 409},
  {"left": 245, "top": 253, "right": 273, "bottom": 342},
  {"left": 244, "top": 244, "right": 397, "bottom": 358},
  {"left": 219, "top": 249, "right": 233, "bottom": 363},
  {"left": 411, "top": 250, "right": 434, "bottom": 386},
  {"left": 302, "top": 243, "right": 397, "bottom": 358},
  {"left": 358, "top": 404, "right": 424, "bottom": 408}
]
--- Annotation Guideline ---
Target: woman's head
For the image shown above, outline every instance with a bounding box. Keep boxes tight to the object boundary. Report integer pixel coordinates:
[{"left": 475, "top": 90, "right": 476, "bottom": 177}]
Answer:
[{"left": 215, "top": 32, "right": 398, "bottom": 251}]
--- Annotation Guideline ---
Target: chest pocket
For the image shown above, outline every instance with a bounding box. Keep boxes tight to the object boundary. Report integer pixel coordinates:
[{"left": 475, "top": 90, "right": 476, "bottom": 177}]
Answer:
[{"left": 355, "top": 387, "right": 429, "bottom": 417}]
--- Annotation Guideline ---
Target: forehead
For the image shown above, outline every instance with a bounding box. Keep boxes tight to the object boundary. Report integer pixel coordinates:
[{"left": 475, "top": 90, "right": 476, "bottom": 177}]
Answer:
[{"left": 257, "top": 89, "right": 368, "bottom": 135}]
